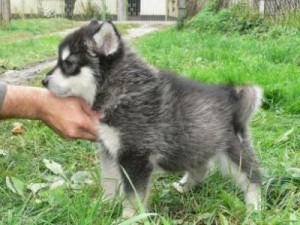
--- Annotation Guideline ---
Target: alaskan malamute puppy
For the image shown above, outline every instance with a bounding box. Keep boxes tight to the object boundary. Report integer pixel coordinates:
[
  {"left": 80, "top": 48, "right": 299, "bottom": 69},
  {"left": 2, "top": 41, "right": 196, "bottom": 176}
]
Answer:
[{"left": 42, "top": 20, "right": 263, "bottom": 217}]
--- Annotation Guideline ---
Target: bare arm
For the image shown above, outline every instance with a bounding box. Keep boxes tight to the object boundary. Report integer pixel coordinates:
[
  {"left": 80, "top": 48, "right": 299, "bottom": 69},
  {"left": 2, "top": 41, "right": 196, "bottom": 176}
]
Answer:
[{"left": 0, "top": 85, "right": 102, "bottom": 141}]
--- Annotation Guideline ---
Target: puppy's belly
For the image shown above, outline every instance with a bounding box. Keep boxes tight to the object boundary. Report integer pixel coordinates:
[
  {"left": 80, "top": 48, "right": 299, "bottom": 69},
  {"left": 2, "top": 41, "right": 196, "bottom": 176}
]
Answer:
[{"left": 150, "top": 152, "right": 187, "bottom": 172}]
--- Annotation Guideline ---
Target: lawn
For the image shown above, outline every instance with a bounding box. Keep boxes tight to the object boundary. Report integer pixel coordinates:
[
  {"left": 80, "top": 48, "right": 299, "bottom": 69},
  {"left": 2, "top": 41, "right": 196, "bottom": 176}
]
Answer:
[
  {"left": 0, "top": 19, "right": 138, "bottom": 74},
  {"left": 0, "top": 18, "right": 81, "bottom": 43},
  {"left": 1, "top": 12, "right": 300, "bottom": 225}
]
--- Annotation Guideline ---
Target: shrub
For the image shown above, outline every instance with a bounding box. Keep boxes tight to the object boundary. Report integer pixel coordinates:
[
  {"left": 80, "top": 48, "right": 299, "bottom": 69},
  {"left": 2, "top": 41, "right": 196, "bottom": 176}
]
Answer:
[{"left": 187, "top": 0, "right": 266, "bottom": 35}]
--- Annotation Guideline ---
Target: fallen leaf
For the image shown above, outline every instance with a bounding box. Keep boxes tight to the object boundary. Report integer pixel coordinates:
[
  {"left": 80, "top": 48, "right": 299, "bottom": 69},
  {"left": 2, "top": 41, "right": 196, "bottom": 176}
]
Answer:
[
  {"left": 27, "top": 183, "right": 49, "bottom": 194},
  {"left": 41, "top": 174, "right": 63, "bottom": 182},
  {"left": 43, "top": 159, "right": 65, "bottom": 176},
  {"left": 71, "top": 171, "right": 93, "bottom": 185},
  {"left": 50, "top": 179, "right": 65, "bottom": 190},
  {"left": 6, "top": 176, "right": 24, "bottom": 196},
  {"left": 11, "top": 122, "right": 25, "bottom": 135}
]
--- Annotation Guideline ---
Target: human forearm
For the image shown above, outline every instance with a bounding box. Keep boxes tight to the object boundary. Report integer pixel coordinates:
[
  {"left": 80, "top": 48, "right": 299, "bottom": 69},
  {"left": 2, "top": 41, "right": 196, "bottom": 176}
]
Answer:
[
  {"left": 0, "top": 84, "right": 101, "bottom": 140},
  {"left": 0, "top": 85, "right": 46, "bottom": 120},
  {"left": 0, "top": 82, "right": 7, "bottom": 111}
]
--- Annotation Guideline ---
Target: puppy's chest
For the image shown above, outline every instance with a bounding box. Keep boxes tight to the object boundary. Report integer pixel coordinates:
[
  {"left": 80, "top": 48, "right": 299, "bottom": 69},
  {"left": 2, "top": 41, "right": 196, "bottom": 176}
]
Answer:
[{"left": 98, "top": 123, "right": 121, "bottom": 159}]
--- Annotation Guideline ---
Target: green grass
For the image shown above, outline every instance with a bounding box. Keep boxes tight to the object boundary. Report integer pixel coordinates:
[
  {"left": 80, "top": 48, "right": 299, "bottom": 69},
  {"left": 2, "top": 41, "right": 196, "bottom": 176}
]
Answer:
[
  {"left": 0, "top": 19, "right": 81, "bottom": 43},
  {"left": 135, "top": 28, "right": 300, "bottom": 114},
  {"left": 0, "top": 21, "right": 139, "bottom": 74},
  {"left": 0, "top": 35, "right": 62, "bottom": 70},
  {"left": 1, "top": 13, "right": 300, "bottom": 225},
  {"left": 0, "top": 114, "right": 299, "bottom": 224}
]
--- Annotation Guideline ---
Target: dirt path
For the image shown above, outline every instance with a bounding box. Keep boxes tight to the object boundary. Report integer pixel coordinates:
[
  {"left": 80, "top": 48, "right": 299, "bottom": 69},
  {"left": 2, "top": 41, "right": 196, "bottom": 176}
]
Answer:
[{"left": 0, "top": 21, "right": 174, "bottom": 85}]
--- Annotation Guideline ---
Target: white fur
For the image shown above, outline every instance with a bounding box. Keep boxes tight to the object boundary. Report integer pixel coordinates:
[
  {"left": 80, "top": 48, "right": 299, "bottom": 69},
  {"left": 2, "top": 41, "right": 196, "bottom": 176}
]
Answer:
[
  {"left": 237, "top": 132, "right": 243, "bottom": 143},
  {"left": 47, "top": 67, "right": 96, "bottom": 105},
  {"left": 173, "top": 173, "right": 189, "bottom": 193},
  {"left": 61, "top": 47, "right": 70, "bottom": 61},
  {"left": 217, "top": 153, "right": 261, "bottom": 210},
  {"left": 245, "top": 183, "right": 261, "bottom": 211},
  {"left": 93, "top": 22, "right": 119, "bottom": 56},
  {"left": 253, "top": 86, "right": 263, "bottom": 113},
  {"left": 100, "top": 150, "right": 122, "bottom": 200},
  {"left": 98, "top": 123, "right": 121, "bottom": 159}
]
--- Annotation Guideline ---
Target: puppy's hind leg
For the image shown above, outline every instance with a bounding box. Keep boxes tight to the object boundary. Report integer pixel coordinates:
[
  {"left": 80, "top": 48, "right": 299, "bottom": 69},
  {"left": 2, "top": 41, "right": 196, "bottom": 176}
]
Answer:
[
  {"left": 219, "top": 136, "right": 262, "bottom": 211},
  {"left": 173, "top": 164, "right": 208, "bottom": 193}
]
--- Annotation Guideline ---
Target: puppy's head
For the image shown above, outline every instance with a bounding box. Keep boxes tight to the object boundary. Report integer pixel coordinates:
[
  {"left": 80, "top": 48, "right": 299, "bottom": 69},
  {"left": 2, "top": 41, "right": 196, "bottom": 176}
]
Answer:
[{"left": 42, "top": 20, "right": 122, "bottom": 105}]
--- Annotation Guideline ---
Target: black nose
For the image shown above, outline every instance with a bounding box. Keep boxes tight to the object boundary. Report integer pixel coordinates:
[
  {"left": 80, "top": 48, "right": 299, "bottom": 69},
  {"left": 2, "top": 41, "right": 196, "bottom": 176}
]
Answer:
[{"left": 42, "top": 77, "right": 49, "bottom": 87}]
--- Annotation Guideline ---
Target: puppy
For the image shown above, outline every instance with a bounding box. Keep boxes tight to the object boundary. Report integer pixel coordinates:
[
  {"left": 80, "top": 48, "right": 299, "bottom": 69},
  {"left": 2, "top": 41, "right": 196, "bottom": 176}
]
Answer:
[{"left": 42, "top": 20, "right": 263, "bottom": 217}]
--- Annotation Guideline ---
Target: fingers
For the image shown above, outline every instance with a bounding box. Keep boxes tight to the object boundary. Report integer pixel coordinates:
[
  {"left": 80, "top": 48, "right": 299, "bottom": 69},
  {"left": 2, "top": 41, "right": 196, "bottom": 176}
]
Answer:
[
  {"left": 43, "top": 95, "right": 102, "bottom": 141},
  {"left": 80, "top": 119, "right": 100, "bottom": 141},
  {"left": 73, "top": 130, "right": 99, "bottom": 141},
  {"left": 45, "top": 115, "right": 100, "bottom": 141},
  {"left": 80, "top": 100, "right": 104, "bottom": 120},
  {"left": 62, "top": 127, "right": 99, "bottom": 142}
]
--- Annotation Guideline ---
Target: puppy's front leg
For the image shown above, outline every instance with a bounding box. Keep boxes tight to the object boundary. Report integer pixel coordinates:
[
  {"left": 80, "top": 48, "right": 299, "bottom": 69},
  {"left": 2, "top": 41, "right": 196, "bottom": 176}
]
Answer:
[
  {"left": 100, "top": 150, "right": 121, "bottom": 200},
  {"left": 119, "top": 151, "right": 153, "bottom": 218}
]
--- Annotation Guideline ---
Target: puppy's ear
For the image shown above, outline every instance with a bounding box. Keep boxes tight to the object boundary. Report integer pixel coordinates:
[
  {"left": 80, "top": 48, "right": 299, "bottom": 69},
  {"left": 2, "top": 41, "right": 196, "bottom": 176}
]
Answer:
[
  {"left": 88, "top": 19, "right": 101, "bottom": 32},
  {"left": 92, "top": 21, "right": 120, "bottom": 56}
]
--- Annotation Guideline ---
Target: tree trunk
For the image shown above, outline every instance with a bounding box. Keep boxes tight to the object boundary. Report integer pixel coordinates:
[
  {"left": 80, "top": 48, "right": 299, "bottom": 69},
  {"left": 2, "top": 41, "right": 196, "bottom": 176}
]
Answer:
[
  {"left": 65, "top": 0, "right": 76, "bottom": 19},
  {"left": 0, "top": 0, "right": 11, "bottom": 25}
]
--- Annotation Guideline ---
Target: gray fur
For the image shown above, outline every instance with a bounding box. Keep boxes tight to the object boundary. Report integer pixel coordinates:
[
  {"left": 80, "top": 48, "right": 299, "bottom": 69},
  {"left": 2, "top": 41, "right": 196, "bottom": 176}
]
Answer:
[{"left": 43, "top": 20, "right": 263, "bottom": 215}]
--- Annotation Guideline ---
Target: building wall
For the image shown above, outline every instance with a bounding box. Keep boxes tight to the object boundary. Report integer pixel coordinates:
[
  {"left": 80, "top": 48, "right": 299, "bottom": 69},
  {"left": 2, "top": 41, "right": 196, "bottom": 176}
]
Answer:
[
  {"left": 168, "top": 0, "right": 178, "bottom": 18},
  {"left": 140, "top": 0, "right": 166, "bottom": 15},
  {"left": 9, "top": 0, "right": 174, "bottom": 18},
  {"left": 11, "top": 0, "right": 64, "bottom": 15},
  {"left": 105, "top": 0, "right": 117, "bottom": 14},
  {"left": 74, "top": 0, "right": 117, "bottom": 15}
]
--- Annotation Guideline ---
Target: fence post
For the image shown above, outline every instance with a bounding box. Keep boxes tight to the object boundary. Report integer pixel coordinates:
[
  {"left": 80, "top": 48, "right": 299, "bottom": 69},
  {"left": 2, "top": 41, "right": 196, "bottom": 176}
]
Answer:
[
  {"left": 178, "top": 0, "right": 186, "bottom": 19},
  {"left": 117, "top": 0, "right": 127, "bottom": 21},
  {"left": 165, "top": 0, "right": 169, "bottom": 21},
  {"left": 259, "top": 0, "right": 265, "bottom": 17},
  {"left": 0, "top": 0, "right": 11, "bottom": 25}
]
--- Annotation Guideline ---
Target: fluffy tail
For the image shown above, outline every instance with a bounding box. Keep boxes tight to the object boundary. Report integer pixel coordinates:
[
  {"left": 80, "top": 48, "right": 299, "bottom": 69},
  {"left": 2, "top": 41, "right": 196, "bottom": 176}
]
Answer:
[{"left": 234, "top": 85, "right": 263, "bottom": 137}]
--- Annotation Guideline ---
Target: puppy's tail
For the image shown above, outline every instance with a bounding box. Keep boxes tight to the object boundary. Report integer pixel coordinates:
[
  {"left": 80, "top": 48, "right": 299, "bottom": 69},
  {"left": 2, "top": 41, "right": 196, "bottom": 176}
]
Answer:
[{"left": 234, "top": 85, "right": 263, "bottom": 137}]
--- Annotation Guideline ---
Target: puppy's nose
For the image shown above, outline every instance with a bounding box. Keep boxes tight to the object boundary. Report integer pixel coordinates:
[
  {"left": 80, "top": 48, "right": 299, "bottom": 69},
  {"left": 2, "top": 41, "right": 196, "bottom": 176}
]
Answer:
[{"left": 42, "top": 77, "right": 49, "bottom": 87}]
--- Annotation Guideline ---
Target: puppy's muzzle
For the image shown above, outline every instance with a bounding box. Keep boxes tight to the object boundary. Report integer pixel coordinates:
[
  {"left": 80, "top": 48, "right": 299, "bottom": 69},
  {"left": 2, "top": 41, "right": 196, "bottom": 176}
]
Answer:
[{"left": 42, "top": 76, "right": 52, "bottom": 87}]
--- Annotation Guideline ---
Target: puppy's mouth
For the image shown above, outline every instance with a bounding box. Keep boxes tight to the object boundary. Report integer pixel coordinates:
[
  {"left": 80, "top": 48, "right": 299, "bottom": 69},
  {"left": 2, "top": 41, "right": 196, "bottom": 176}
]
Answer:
[
  {"left": 42, "top": 75, "right": 71, "bottom": 98},
  {"left": 50, "top": 90, "right": 71, "bottom": 98}
]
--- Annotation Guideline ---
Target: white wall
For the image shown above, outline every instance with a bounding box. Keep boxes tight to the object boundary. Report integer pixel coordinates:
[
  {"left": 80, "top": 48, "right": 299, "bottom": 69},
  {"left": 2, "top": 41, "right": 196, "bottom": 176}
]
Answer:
[
  {"left": 10, "top": 0, "right": 169, "bottom": 17},
  {"left": 168, "top": 0, "right": 178, "bottom": 17},
  {"left": 106, "top": 0, "right": 117, "bottom": 14},
  {"left": 11, "top": 0, "right": 36, "bottom": 14},
  {"left": 74, "top": 0, "right": 117, "bottom": 15},
  {"left": 11, "top": 0, "right": 64, "bottom": 15},
  {"left": 10, "top": 0, "right": 116, "bottom": 15},
  {"left": 140, "top": 0, "right": 166, "bottom": 15}
]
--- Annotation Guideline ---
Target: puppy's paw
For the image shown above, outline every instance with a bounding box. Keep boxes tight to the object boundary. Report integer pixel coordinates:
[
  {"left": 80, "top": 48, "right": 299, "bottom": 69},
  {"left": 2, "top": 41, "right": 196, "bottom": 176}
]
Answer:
[
  {"left": 172, "top": 181, "right": 187, "bottom": 193},
  {"left": 122, "top": 206, "right": 136, "bottom": 219},
  {"left": 245, "top": 184, "right": 262, "bottom": 212}
]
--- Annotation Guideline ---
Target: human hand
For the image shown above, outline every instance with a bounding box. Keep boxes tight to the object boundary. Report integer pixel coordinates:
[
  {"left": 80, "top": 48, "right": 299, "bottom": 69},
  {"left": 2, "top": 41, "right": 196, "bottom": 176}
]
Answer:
[{"left": 39, "top": 90, "right": 103, "bottom": 141}]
